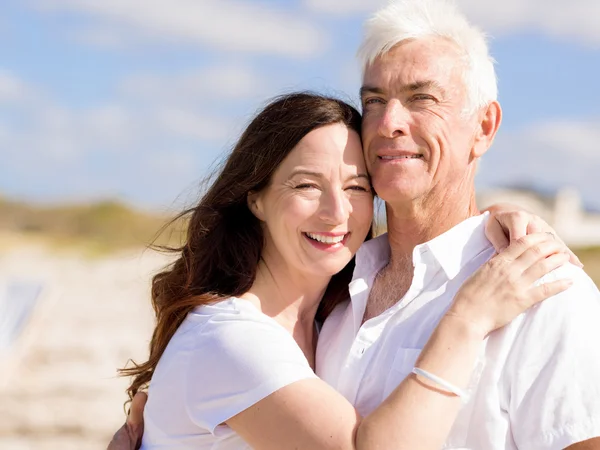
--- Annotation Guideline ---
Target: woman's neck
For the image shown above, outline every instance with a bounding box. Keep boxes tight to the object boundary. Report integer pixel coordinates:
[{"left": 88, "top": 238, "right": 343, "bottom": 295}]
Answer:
[{"left": 241, "top": 258, "right": 330, "bottom": 368}]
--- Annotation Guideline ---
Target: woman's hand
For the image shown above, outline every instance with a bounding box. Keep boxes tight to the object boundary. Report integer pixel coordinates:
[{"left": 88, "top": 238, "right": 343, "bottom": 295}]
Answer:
[
  {"left": 106, "top": 392, "right": 147, "bottom": 450},
  {"left": 446, "top": 233, "right": 573, "bottom": 337},
  {"left": 484, "top": 205, "right": 583, "bottom": 268}
]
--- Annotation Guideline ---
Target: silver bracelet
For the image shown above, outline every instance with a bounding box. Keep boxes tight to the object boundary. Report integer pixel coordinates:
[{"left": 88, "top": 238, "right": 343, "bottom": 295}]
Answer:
[{"left": 412, "top": 367, "right": 470, "bottom": 403}]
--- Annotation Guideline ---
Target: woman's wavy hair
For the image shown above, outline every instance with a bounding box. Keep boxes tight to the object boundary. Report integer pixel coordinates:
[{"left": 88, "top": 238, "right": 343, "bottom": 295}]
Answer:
[{"left": 120, "top": 92, "right": 371, "bottom": 401}]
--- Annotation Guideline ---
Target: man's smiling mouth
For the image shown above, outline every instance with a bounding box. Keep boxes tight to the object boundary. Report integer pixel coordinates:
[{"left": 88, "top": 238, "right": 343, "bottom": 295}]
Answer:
[{"left": 379, "top": 155, "right": 424, "bottom": 160}]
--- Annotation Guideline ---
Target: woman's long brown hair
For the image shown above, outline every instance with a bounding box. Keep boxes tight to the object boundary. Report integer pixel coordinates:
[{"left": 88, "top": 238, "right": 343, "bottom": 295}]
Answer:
[{"left": 120, "top": 92, "right": 370, "bottom": 401}]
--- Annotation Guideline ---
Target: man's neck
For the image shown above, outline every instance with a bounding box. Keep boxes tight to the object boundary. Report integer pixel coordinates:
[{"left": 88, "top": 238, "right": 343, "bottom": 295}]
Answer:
[
  {"left": 385, "top": 189, "right": 480, "bottom": 271},
  {"left": 363, "top": 187, "right": 480, "bottom": 322}
]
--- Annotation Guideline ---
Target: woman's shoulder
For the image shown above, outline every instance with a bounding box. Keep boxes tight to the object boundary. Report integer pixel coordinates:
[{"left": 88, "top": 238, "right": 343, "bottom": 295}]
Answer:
[
  {"left": 190, "top": 296, "right": 263, "bottom": 319},
  {"left": 174, "top": 297, "right": 298, "bottom": 357},
  {"left": 185, "top": 297, "right": 281, "bottom": 335}
]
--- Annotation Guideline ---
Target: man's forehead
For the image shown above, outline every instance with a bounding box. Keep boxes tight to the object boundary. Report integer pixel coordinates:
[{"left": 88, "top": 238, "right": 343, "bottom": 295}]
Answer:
[{"left": 362, "top": 39, "right": 464, "bottom": 89}]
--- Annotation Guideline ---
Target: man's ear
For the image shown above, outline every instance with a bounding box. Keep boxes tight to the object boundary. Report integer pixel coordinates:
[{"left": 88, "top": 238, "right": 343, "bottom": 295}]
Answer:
[
  {"left": 471, "top": 100, "right": 502, "bottom": 159},
  {"left": 247, "top": 191, "right": 265, "bottom": 221}
]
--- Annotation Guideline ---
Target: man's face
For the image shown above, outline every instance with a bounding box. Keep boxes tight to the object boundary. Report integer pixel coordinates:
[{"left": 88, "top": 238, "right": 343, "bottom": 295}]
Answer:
[{"left": 360, "top": 37, "right": 481, "bottom": 206}]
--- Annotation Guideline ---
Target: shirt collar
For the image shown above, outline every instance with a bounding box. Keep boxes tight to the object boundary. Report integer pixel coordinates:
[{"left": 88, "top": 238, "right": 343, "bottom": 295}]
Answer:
[
  {"left": 347, "top": 213, "right": 493, "bottom": 332},
  {"left": 354, "top": 232, "right": 391, "bottom": 276},
  {"left": 353, "top": 212, "right": 493, "bottom": 281},
  {"left": 413, "top": 212, "right": 493, "bottom": 280}
]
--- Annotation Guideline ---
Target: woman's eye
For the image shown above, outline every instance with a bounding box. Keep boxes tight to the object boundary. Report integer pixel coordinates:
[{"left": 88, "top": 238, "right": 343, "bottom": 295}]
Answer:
[{"left": 295, "top": 183, "right": 317, "bottom": 190}]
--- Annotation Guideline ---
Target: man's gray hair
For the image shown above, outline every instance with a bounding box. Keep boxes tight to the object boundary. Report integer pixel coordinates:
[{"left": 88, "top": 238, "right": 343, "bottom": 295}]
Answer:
[{"left": 358, "top": 0, "right": 497, "bottom": 114}]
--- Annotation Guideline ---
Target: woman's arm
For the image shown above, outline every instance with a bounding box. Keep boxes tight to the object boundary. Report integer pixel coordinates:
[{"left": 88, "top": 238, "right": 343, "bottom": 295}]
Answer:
[{"left": 227, "top": 233, "right": 572, "bottom": 450}]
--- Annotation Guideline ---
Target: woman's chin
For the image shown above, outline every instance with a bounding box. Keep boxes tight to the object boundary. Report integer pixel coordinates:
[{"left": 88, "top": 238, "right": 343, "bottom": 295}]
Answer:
[{"left": 307, "top": 258, "right": 354, "bottom": 278}]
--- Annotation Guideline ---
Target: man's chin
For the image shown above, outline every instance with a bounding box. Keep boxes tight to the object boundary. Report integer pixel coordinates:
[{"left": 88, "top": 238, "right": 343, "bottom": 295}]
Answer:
[{"left": 374, "top": 182, "right": 427, "bottom": 205}]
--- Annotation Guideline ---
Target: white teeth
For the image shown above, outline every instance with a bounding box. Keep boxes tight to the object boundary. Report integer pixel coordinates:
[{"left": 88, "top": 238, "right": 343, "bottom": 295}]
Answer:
[
  {"left": 380, "top": 155, "right": 422, "bottom": 160},
  {"left": 306, "top": 232, "right": 345, "bottom": 244}
]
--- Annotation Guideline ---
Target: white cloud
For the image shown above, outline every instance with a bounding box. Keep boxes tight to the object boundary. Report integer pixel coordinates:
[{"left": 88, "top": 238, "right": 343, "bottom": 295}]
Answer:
[
  {"left": 68, "top": 27, "right": 132, "bottom": 50},
  {"left": 478, "top": 119, "right": 600, "bottom": 209},
  {"left": 304, "top": 0, "right": 378, "bottom": 15},
  {"left": 34, "top": 0, "right": 328, "bottom": 57},
  {"left": 522, "top": 120, "right": 600, "bottom": 159},
  {"left": 120, "top": 64, "right": 267, "bottom": 105},
  {"left": 156, "top": 109, "right": 233, "bottom": 142},
  {"left": 0, "top": 71, "right": 35, "bottom": 103},
  {"left": 305, "top": 0, "right": 600, "bottom": 47}
]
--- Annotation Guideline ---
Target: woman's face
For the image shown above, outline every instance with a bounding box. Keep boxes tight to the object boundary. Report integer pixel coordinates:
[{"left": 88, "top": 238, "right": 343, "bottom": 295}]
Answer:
[{"left": 250, "top": 122, "right": 374, "bottom": 279}]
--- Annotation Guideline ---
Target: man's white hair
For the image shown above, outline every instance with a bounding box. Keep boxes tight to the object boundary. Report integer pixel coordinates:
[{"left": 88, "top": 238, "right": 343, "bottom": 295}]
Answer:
[{"left": 358, "top": 0, "right": 497, "bottom": 113}]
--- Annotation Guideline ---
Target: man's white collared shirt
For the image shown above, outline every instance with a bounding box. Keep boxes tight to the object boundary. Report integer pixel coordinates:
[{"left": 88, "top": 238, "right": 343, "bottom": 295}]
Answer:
[{"left": 316, "top": 213, "right": 600, "bottom": 449}]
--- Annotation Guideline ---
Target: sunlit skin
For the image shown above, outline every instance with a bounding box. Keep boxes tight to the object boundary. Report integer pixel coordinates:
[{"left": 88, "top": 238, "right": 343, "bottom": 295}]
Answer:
[
  {"left": 360, "top": 37, "right": 501, "bottom": 239},
  {"left": 250, "top": 123, "right": 373, "bottom": 282}
]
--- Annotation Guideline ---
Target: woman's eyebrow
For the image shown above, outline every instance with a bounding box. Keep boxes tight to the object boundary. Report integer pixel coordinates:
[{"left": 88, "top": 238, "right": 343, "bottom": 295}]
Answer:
[{"left": 288, "top": 169, "right": 323, "bottom": 179}]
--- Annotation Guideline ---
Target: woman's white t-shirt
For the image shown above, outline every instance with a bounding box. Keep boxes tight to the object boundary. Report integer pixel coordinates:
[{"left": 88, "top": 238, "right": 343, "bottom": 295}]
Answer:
[{"left": 140, "top": 297, "right": 318, "bottom": 449}]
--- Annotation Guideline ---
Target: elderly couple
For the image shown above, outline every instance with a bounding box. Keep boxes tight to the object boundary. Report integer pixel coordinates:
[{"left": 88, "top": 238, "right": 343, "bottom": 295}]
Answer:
[{"left": 109, "top": 0, "right": 600, "bottom": 449}]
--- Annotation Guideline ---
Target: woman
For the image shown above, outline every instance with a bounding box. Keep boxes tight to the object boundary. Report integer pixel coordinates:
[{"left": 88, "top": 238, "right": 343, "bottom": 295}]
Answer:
[{"left": 117, "top": 93, "right": 573, "bottom": 450}]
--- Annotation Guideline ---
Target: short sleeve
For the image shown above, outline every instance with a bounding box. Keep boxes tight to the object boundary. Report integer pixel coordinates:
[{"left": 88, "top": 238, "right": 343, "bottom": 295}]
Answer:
[
  {"left": 183, "top": 306, "right": 318, "bottom": 433},
  {"left": 503, "top": 264, "right": 600, "bottom": 449}
]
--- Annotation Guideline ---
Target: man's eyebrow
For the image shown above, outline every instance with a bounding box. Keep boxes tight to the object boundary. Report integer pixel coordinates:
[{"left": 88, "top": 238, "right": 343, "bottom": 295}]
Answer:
[
  {"left": 360, "top": 80, "right": 445, "bottom": 97},
  {"left": 360, "top": 85, "right": 385, "bottom": 97},
  {"left": 350, "top": 173, "right": 370, "bottom": 181},
  {"left": 404, "top": 80, "right": 445, "bottom": 93}
]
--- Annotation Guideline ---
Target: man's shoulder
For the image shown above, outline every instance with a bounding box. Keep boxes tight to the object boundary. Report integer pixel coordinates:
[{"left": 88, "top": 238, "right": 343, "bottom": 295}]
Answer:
[
  {"left": 495, "top": 264, "right": 600, "bottom": 448},
  {"left": 534, "top": 263, "right": 599, "bottom": 316},
  {"left": 504, "top": 263, "right": 600, "bottom": 360}
]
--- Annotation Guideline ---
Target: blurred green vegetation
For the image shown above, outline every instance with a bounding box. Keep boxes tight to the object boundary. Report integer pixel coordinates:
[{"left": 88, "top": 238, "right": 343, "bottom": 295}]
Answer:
[
  {"left": 0, "top": 196, "right": 185, "bottom": 255},
  {"left": 0, "top": 196, "right": 599, "bottom": 287}
]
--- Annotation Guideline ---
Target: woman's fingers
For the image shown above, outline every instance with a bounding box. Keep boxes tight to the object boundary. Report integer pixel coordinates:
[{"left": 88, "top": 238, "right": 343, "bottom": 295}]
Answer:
[
  {"left": 514, "top": 238, "right": 569, "bottom": 267},
  {"left": 551, "top": 232, "right": 583, "bottom": 268},
  {"left": 527, "top": 278, "right": 573, "bottom": 306},
  {"left": 497, "top": 233, "right": 559, "bottom": 263},
  {"left": 486, "top": 211, "right": 583, "bottom": 268},
  {"left": 521, "top": 252, "right": 570, "bottom": 283},
  {"left": 485, "top": 215, "right": 510, "bottom": 252},
  {"left": 486, "top": 210, "right": 529, "bottom": 252}
]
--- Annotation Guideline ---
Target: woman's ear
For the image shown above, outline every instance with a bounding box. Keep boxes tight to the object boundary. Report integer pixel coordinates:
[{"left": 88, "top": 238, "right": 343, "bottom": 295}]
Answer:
[{"left": 247, "top": 191, "right": 265, "bottom": 221}]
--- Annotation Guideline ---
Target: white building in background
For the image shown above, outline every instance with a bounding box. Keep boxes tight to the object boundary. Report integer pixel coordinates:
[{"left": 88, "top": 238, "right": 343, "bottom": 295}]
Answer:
[{"left": 478, "top": 187, "right": 600, "bottom": 248}]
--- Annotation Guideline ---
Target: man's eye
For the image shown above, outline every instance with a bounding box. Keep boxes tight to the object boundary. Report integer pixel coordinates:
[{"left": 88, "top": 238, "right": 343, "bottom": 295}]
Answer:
[
  {"left": 412, "top": 94, "right": 436, "bottom": 102},
  {"left": 347, "top": 185, "right": 369, "bottom": 192},
  {"left": 364, "top": 97, "right": 384, "bottom": 106}
]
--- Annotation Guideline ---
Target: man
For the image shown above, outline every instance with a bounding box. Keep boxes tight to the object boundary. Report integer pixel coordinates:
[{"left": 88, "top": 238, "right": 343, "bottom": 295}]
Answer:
[
  {"left": 109, "top": 0, "right": 600, "bottom": 448},
  {"left": 315, "top": 0, "right": 600, "bottom": 448}
]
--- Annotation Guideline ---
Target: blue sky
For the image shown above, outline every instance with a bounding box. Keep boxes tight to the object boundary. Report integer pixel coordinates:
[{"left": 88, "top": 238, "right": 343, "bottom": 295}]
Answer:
[{"left": 1, "top": 0, "right": 598, "bottom": 211}]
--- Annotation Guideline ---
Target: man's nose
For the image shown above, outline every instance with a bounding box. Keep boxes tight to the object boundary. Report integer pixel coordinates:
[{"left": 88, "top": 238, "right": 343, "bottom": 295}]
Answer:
[{"left": 377, "top": 99, "right": 410, "bottom": 139}]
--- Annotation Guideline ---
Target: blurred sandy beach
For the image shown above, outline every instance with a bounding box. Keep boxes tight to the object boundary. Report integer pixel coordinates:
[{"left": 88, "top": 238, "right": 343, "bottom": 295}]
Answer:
[{"left": 0, "top": 237, "right": 169, "bottom": 449}]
